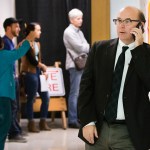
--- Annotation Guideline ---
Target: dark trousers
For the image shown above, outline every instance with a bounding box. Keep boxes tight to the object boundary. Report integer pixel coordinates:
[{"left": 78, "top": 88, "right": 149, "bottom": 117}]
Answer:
[
  {"left": 8, "top": 78, "right": 22, "bottom": 138},
  {"left": 85, "top": 121, "right": 135, "bottom": 150},
  {"left": 0, "top": 98, "right": 11, "bottom": 150}
]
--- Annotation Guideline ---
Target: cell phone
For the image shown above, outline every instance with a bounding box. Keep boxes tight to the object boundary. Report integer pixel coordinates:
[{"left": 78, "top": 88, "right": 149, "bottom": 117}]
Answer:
[{"left": 132, "top": 22, "right": 144, "bottom": 40}]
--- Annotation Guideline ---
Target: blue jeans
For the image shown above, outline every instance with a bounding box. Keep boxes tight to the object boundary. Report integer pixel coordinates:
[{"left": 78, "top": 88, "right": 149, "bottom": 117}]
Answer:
[
  {"left": 68, "top": 68, "right": 83, "bottom": 124},
  {"left": 24, "top": 68, "right": 50, "bottom": 120},
  {"left": 8, "top": 77, "right": 22, "bottom": 138},
  {"left": 0, "top": 98, "right": 11, "bottom": 150}
]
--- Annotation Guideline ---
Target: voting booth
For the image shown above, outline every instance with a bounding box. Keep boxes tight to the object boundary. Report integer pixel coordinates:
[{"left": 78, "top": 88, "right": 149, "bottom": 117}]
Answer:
[{"left": 33, "top": 62, "right": 67, "bottom": 129}]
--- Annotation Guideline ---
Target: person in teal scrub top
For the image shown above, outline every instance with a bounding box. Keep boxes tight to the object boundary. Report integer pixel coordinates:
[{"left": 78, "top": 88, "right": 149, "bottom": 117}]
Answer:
[{"left": 0, "top": 36, "right": 31, "bottom": 150}]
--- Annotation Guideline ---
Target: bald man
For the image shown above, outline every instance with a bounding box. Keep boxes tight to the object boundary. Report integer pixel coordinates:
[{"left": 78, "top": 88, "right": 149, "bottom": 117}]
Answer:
[{"left": 78, "top": 6, "right": 150, "bottom": 150}]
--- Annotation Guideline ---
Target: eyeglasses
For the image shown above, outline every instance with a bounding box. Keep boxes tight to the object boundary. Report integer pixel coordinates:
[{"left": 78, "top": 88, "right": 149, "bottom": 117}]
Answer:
[{"left": 113, "top": 18, "right": 140, "bottom": 26}]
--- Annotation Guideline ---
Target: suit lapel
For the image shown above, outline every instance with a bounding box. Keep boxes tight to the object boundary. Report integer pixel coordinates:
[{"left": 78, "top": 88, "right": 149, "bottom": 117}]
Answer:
[
  {"left": 106, "top": 39, "right": 118, "bottom": 75},
  {"left": 104, "top": 39, "right": 135, "bottom": 90},
  {"left": 106, "top": 39, "right": 135, "bottom": 88},
  {"left": 124, "top": 59, "right": 134, "bottom": 87}
]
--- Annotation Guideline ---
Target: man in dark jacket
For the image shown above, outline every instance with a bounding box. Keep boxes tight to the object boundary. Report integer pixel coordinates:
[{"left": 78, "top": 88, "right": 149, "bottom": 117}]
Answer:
[{"left": 78, "top": 6, "right": 150, "bottom": 150}]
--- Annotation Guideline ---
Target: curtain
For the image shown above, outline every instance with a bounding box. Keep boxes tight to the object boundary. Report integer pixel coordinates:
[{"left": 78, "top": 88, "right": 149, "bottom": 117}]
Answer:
[{"left": 15, "top": 0, "right": 91, "bottom": 99}]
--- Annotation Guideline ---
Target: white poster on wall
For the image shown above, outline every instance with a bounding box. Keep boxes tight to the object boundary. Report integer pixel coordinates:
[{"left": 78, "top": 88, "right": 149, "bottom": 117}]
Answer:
[{"left": 40, "top": 67, "right": 65, "bottom": 96}]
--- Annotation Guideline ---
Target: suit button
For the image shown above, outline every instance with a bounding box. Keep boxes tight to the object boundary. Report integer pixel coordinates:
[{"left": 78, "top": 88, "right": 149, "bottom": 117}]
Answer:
[
  {"left": 106, "top": 94, "right": 109, "bottom": 98},
  {"left": 100, "top": 112, "right": 103, "bottom": 115},
  {"left": 134, "top": 55, "right": 138, "bottom": 59},
  {"left": 123, "top": 96, "right": 127, "bottom": 99}
]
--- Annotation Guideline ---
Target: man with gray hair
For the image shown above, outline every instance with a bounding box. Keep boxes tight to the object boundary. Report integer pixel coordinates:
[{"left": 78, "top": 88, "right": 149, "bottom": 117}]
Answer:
[{"left": 63, "top": 8, "right": 89, "bottom": 128}]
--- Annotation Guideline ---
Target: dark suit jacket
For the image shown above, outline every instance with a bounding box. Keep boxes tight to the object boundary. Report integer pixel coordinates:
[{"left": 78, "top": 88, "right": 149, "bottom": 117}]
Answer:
[{"left": 78, "top": 38, "right": 150, "bottom": 150}]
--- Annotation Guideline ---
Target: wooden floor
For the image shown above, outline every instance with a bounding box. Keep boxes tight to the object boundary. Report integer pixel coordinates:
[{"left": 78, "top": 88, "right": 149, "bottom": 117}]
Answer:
[{"left": 4, "top": 119, "right": 85, "bottom": 150}]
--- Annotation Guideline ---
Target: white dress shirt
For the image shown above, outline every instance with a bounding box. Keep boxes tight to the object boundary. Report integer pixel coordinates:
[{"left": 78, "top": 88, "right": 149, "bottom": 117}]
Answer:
[
  {"left": 86, "top": 39, "right": 136, "bottom": 126},
  {"left": 116, "top": 40, "right": 135, "bottom": 120}
]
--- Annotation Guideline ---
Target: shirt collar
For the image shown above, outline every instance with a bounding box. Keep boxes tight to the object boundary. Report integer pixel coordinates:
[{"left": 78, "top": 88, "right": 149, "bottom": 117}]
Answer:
[
  {"left": 70, "top": 24, "right": 80, "bottom": 32},
  {"left": 3, "top": 35, "right": 12, "bottom": 42},
  {"left": 118, "top": 39, "right": 135, "bottom": 50}
]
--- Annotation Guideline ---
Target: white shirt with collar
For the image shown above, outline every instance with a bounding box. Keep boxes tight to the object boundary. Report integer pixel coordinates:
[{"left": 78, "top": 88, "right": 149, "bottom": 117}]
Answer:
[
  {"left": 116, "top": 39, "right": 135, "bottom": 120},
  {"left": 63, "top": 24, "right": 89, "bottom": 70},
  {"left": 86, "top": 39, "right": 136, "bottom": 126}
]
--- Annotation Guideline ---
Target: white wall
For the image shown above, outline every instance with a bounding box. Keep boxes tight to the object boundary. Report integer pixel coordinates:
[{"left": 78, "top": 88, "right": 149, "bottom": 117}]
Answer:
[
  {"left": 0, "top": 0, "right": 149, "bottom": 41},
  {"left": 110, "top": 0, "right": 149, "bottom": 42},
  {"left": 110, "top": 0, "right": 140, "bottom": 38},
  {"left": 0, "top": 0, "right": 15, "bottom": 36},
  {"left": 139, "top": 0, "right": 149, "bottom": 42}
]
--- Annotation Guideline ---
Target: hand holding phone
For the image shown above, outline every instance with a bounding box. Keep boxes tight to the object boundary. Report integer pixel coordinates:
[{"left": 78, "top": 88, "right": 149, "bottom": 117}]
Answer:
[
  {"left": 132, "top": 22, "right": 144, "bottom": 40},
  {"left": 137, "top": 22, "right": 144, "bottom": 33}
]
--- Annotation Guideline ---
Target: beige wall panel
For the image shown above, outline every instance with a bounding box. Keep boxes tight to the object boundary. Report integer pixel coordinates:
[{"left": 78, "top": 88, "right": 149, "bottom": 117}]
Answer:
[{"left": 91, "top": 0, "right": 110, "bottom": 44}]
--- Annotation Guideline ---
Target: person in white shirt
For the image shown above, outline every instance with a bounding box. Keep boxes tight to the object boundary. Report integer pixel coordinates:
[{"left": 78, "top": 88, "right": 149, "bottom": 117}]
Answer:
[
  {"left": 63, "top": 8, "right": 89, "bottom": 128},
  {"left": 78, "top": 6, "right": 150, "bottom": 150}
]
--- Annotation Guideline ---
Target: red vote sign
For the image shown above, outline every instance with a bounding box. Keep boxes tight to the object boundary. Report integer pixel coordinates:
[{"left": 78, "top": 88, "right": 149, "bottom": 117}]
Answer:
[{"left": 40, "top": 67, "right": 65, "bottom": 96}]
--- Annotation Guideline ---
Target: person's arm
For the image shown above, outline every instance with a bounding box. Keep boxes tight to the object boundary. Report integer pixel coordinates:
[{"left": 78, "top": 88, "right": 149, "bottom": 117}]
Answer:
[
  {"left": 25, "top": 43, "right": 47, "bottom": 72},
  {"left": 131, "top": 43, "right": 150, "bottom": 90},
  {"left": 1, "top": 40, "right": 30, "bottom": 63},
  {"left": 37, "top": 42, "right": 47, "bottom": 72},
  {"left": 82, "top": 124, "right": 98, "bottom": 144},
  {"left": 26, "top": 48, "right": 38, "bottom": 66},
  {"left": 77, "top": 42, "right": 98, "bottom": 143},
  {"left": 64, "top": 29, "right": 89, "bottom": 55}
]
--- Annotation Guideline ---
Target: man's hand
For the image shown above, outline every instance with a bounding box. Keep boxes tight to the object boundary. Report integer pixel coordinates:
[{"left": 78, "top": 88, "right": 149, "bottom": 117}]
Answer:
[
  {"left": 130, "top": 26, "right": 144, "bottom": 47},
  {"left": 82, "top": 125, "right": 98, "bottom": 144}
]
